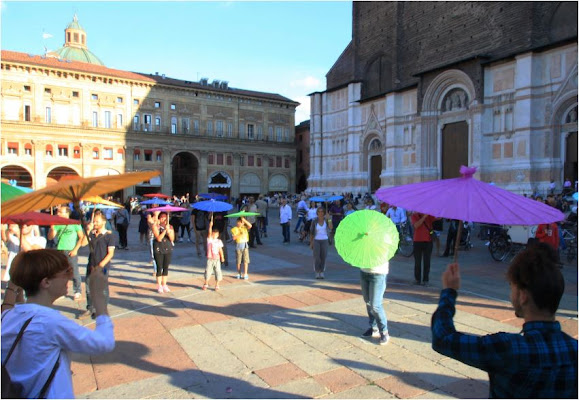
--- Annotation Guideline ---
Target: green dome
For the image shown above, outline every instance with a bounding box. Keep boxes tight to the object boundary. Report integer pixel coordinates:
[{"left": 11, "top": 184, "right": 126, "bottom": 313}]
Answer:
[
  {"left": 53, "top": 46, "right": 104, "bottom": 66},
  {"left": 67, "top": 14, "right": 84, "bottom": 31}
]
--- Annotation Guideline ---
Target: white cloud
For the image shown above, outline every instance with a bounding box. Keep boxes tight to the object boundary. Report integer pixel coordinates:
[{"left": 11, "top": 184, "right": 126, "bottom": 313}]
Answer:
[
  {"left": 294, "top": 95, "right": 312, "bottom": 125},
  {"left": 290, "top": 76, "right": 321, "bottom": 89}
]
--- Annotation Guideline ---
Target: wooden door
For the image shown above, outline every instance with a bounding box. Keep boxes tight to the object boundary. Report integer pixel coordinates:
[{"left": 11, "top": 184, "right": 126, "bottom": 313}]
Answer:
[
  {"left": 370, "top": 155, "right": 382, "bottom": 192},
  {"left": 442, "top": 121, "right": 468, "bottom": 179}
]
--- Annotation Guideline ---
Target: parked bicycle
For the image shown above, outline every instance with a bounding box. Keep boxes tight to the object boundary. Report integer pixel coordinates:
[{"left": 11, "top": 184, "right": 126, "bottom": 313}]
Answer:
[
  {"left": 560, "top": 222, "right": 577, "bottom": 262},
  {"left": 488, "top": 225, "right": 535, "bottom": 262},
  {"left": 397, "top": 222, "right": 413, "bottom": 257}
]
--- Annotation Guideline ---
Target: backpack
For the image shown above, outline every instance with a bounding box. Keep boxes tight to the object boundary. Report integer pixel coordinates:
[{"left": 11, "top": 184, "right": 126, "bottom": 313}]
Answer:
[{"left": 1, "top": 314, "right": 61, "bottom": 399}]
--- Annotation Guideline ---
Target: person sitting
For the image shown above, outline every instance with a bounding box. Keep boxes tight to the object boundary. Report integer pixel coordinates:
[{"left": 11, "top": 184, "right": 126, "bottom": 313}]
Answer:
[
  {"left": 1, "top": 249, "right": 115, "bottom": 398},
  {"left": 431, "top": 243, "right": 577, "bottom": 398}
]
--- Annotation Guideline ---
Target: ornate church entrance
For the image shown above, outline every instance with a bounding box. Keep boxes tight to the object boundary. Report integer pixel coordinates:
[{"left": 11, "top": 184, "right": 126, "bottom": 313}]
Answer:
[
  {"left": 370, "top": 155, "right": 382, "bottom": 193},
  {"left": 564, "top": 131, "right": 577, "bottom": 191},
  {"left": 441, "top": 121, "right": 468, "bottom": 179},
  {"left": 172, "top": 152, "right": 198, "bottom": 197}
]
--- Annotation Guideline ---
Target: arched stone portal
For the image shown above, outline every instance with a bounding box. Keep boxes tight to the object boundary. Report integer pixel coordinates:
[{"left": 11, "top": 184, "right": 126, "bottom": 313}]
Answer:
[
  {"left": 47, "top": 166, "right": 80, "bottom": 183},
  {"left": 1, "top": 165, "right": 33, "bottom": 187},
  {"left": 172, "top": 152, "right": 198, "bottom": 197}
]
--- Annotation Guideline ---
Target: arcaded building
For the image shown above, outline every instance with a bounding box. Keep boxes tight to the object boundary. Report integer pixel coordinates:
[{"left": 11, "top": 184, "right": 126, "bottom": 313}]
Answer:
[
  {"left": 309, "top": 2, "right": 578, "bottom": 195},
  {"left": 1, "top": 15, "right": 298, "bottom": 199}
]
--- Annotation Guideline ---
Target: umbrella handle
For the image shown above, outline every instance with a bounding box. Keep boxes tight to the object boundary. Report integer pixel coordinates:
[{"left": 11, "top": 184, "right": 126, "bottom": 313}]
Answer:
[{"left": 453, "top": 221, "right": 463, "bottom": 264}]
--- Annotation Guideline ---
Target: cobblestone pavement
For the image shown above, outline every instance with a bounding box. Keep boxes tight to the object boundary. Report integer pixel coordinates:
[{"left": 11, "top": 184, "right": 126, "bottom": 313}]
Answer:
[{"left": 10, "top": 211, "right": 578, "bottom": 399}]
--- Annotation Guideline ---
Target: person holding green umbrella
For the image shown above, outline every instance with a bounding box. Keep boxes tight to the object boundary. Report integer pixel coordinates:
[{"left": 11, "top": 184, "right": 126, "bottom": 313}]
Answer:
[{"left": 334, "top": 210, "right": 400, "bottom": 346}]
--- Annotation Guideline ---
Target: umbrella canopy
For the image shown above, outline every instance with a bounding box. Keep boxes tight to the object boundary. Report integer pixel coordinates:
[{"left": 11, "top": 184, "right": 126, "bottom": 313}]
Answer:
[
  {"left": 1, "top": 170, "right": 160, "bottom": 217},
  {"left": 147, "top": 205, "right": 188, "bottom": 213},
  {"left": 2, "top": 211, "right": 81, "bottom": 226},
  {"left": 198, "top": 193, "right": 228, "bottom": 201},
  {"left": 225, "top": 210, "right": 261, "bottom": 218},
  {"left": 1, "top": 183, "right": 27, "bottom": 203},
  {"left": 375, "top": 166, "right": 564, "bottom": 225},
  {"left": 334, "top": 210, "right": 399, "bottom": 269},
  {"left": 143, "top": 193, "right": 170, "bottom": 199},
  {"left": 573, "top": 192, "right": 578, "bottom": 202},
  {"left": 310, "top": 194, "right": 344, "bottom": 202},
  {"left": 192, "top": 199, "right": 233, "bottom": 213},
  {"left": 83, "top": 195, "right": 123, "bottom": 208},
  {"left": 140, "top": 197, "right": 172, "bottom": 205}
]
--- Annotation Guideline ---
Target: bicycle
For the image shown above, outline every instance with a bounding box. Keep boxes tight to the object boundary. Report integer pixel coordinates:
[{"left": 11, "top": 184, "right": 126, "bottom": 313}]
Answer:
[
  {"left": 560, "top": 223, "right": 577, "bottom": 262},
  {"left": 397, "top": 222, "right": 414, "bottom": 257},
  {"left": 488, "top": 225, "right": 533, "bottom": 262}
]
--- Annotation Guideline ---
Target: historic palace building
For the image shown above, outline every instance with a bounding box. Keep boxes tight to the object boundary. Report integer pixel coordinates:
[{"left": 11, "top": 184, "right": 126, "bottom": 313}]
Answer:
[
  {"left": 1, "top": 15, "right": 299, "bottom": 199},
  {"left": 309, "top": 2, "right": 578, "bottom": 195}
]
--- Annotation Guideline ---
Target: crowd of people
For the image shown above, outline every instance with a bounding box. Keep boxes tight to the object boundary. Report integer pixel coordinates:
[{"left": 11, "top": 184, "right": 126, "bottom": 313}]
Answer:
[{"left": 1, "top": 187, "right": 577, "bottom": 398}]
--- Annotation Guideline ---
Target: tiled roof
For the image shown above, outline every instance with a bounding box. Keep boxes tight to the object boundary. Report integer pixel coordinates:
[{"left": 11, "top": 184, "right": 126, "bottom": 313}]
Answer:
[
  {"left": 1, "top": 50, "right": 154, "bottom": 82},
  {"left": 1, "top": 50, "right": 299, "bottom": 105}
]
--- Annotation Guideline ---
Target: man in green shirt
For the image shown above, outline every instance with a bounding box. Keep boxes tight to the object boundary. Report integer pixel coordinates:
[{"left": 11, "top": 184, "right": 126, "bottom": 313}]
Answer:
[{"left": 48, "top": 206, "right": 86, "bottom": 299}]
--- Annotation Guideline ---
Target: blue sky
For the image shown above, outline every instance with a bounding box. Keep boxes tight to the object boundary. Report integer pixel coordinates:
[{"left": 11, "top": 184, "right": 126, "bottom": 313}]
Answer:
[{"left": 1, "top": 0, "right": 352, "bottom": 123}]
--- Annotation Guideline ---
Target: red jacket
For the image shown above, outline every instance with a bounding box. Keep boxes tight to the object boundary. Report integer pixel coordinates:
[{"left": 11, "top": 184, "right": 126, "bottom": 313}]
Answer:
[{"left": 535, "top": 223, "right": 559, "bottom": 250}]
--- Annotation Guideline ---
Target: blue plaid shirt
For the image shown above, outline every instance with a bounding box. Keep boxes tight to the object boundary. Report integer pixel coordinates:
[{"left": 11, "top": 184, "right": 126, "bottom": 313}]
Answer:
[{"left": 432, "top": 288, "right": 578, "bottom": 398}]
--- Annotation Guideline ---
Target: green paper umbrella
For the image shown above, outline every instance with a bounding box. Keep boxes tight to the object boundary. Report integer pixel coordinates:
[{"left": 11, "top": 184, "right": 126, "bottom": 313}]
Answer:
[
  {"left": 1, "top": 182, "right": 27, "bottom": 203},
  {"left": 335, "top": 209, "right": 400, "bottom": 268},
  {"left": 225, "top": 210, "right": 261, "bottom": 218}
]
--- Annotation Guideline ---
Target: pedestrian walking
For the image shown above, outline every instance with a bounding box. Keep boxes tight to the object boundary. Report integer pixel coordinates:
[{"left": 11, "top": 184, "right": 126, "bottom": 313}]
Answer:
[
  {"left": 294, "top": 196, "right": 308, "bottom": 233},
  {"left": 79, "top": 211, "right": 115, "bottom": 319},
  {"left": 309, "top": 207, "right": 333, "bottom": 279},
  {"left": 328, "top": 200, "right": 344, "bottom": 233},
  {"left": 246, "top": 196, "right": 262, "bottom": 247},
  {"left": 1, "top": 249, "right": 115, "bottom": 398},
  {"left": 113, "top": 206, "right": 130, "bottom": 250},
  {"left": 191, "top": 208, "right": 208, "bottom": 257},
  {"left": 231, "top": 217, "right": 251, "bottom": 279},
  {"left": 202, "top": 216, "right": 224, "bottom": 291},
  {"left": 179, "top": 205, "right": 192, "bottom": 243},
  {"left": 359, "top": 260, "right": 390, "bottom": 346},
  {"left": 138, "top": 206, "right": 149, "bottom": 245},
  {"left": 47, "top": 206, "right": 87, "bottom": 300},
  {"left": 432, "top": 243, "right": 577, "bottom": 398},
  {"left": 279, "top": 197, "right": 292, "bottom": 244},
  {"left": 256, "top": 194, "right": 268, "bottom": 237},
  {"left": 151, "top": 212, "right": 175, "bottom": 294},
  {"left": 411, "top": 212, "right": 437, "bottom": 286}
]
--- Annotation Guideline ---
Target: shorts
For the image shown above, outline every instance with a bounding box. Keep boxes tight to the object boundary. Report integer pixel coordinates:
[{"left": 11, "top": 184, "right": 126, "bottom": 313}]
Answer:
[{"left": 236, "top": 248, "right": 250, "bottom": 265}]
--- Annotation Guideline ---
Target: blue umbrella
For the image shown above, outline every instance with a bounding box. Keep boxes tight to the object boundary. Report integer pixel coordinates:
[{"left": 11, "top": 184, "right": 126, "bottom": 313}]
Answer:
[
  {"left": 141, "top": 197, "right": 172, "bottom": 205},
  {"left": 310, "top": 194, "right": 343, "bottom": 202},
  {"left": 192, "top": 199, "right": 232, "bottom": 213},
  {"left": 573, "top": 192, "right": 578, "bottom": 201},
  {"left": 198, "top": 193, "right": 228, "bottom": 201}
]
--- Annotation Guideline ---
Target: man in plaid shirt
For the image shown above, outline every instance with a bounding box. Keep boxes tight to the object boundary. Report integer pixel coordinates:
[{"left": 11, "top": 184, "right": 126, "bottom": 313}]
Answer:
[{"left": 432, "top": 243, "right": 577, "bottom": 398}]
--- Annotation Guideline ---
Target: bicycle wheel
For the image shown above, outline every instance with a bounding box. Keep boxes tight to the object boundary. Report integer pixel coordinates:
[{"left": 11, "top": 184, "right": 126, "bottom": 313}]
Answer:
[
  {"left": 489, "top": 235, "right": 510, "bottom": 261},
  {"left": 398, "top": 235, "right": 414, "bottom": 257}
]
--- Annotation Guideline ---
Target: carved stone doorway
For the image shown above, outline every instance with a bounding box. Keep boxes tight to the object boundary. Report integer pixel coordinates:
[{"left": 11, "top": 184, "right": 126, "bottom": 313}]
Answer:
[
  {"left": 370, "top": 155, "right": 382, "bottom": 193},
  {"left": 564, "top": 131, "right": 577, "bottom": 190},
  {"left": 172, "top": 152, "right": 198, "bottom": 197},
  {"left": 441, "top": 121, "right": 469, "bottom": 179}
]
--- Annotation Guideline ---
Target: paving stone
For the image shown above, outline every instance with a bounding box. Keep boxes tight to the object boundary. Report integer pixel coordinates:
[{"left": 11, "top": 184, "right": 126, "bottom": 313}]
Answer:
[
  {"left": 253, "top": 362, "right": 309, "bottom": 387},
  {"left": 313, "top": 366, "right": 368, "bottom": 394},
  {"left": 276, "top": 345, "right": 339, "bottom": 375},
  {"left": 439, "top": 378, "right": 489, "bottom": 398},
  {"left": 213, "top": 329, "right": 288, "bottom": 370},
  {"left": 319, "top": 383, "right": 395, "bottom": 398},
  {"left": 374, "top": 373, "right": 436, "bottom": 398},
  {"left": 326, "top": 344, "right": 397, "bottom": 382},
  {"left": 273, "top": 377, "right": 330, "bottom": 398}
]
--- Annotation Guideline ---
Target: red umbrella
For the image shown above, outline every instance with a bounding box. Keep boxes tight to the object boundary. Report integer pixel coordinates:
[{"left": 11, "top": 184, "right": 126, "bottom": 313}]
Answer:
[
  {"left": 143, "top": 193, "right": 170, "bottom": 199},
  {"left": 2, "top": 212, "right": 81, "bottom": 226},
  {"left": 2, "top": 212, "right": 81, "bottom": 252}
]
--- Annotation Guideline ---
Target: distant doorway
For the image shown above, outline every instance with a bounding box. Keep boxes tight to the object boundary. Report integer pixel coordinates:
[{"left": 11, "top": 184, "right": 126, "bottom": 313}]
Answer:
[
  {"left": 172, "top": 152, "right": 198, "bottom": 197},
  {"left": 442, "top": 121, "right": 468, "bottom": 179},
  {"left": 370, "top": 155, "right": 382, "bottom": 192},
  {"left": 564, "top": 131, "right": 577, "bottom": 190}
]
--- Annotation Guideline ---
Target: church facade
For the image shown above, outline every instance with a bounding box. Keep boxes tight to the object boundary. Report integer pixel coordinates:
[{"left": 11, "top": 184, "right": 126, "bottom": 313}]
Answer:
[
  {"left": 1, "top": 16, "right": 298, "bottom": 199},
  {"left": 309, "top": 2, "right": 578, "bottom": 195}
]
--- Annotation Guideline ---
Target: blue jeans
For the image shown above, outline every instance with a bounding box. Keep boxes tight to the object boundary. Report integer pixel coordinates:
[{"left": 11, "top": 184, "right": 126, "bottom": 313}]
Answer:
[
  {"left": 294, "top": 216, "right": 305, "bottom": 232},
  {"left": 360, "top": 271, "right": 388, "bottom": 333}
]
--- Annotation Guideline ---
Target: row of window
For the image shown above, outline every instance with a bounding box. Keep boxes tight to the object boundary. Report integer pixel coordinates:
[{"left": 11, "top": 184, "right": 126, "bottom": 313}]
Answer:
[
  {"left": 133, "top": 114, "right": 291, "bottom": 141},
  {"left": 5, "top": 143, "right": 124, "bottom": 161},
  {"left": 206, "top": 153, "right": 289, "bottom": 168},
  {"left": 133, "top": 150, "right": 163, "bottom": 162}
]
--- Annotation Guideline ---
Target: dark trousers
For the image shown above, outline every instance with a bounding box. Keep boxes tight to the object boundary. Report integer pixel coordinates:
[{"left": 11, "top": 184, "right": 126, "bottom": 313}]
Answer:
[
  {"left": 180, "top": 223, "right": 190, "bottom": 239},
  {"left": 281, "top": 222, "right": 290, "bottom": 242},
  {"left": 153, "top": 251, "right": 172, "bottom": 276},
  {"left": 444, "top": 228, "right": 457, "bottom": 255},
  {"left": 413, "top": 241, "right": 433, "bottom": 283},
  {"left": 117, "top": 224, "right": 128, "bottom": 248},
  {"left": 60, "top": 250, "right": 81, "bottom": 294},
  {"left": 249, "top": 223, "right": 262, "bottom": 246},
  {"left": 85, "top": 264, "right": 109, "bottom": 311}
]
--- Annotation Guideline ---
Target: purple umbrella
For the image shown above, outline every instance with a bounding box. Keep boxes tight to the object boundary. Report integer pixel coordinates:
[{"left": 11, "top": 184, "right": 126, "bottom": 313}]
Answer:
[
  {"left": 147, "top": 205, "right": 188, "bottom": 213},
  {"left": 376, "top": 166, "right": 565, "bottom": 261}
]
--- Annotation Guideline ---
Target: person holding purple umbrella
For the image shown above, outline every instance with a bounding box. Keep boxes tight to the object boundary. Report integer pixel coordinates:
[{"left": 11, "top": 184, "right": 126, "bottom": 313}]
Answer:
[{"left": 151, "top": 212, "right": 175, "bottom": 293}]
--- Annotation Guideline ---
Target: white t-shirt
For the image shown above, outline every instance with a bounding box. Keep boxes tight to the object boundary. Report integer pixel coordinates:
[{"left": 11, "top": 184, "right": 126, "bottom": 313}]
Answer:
[
  {"left": 1, "top": 304, "right": 114, "bottom": 399},
  {"left": 306, "top": 207, "right": 317, "bottom": 221},
  {"left": 313, "top": 220, "right": 329, "bottom": 240},
  {"left": 207, "top": 237, "right": 223, "bottom": 260}
]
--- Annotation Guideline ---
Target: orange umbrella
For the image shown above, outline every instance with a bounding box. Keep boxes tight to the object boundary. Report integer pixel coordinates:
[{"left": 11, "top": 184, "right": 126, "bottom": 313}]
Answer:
[
  {"left": 1, "top": 170, "right": 160, "bottom": 217},
  {"left": 82, "top": 195, "right": 123, "bottom": 208}
]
